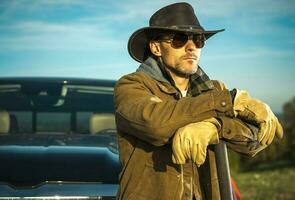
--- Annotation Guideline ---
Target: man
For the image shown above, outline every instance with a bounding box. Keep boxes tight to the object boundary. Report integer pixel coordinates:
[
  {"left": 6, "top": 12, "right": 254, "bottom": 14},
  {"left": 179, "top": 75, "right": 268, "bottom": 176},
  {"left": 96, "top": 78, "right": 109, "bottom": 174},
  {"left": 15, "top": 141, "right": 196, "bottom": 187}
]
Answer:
[{"left": 114, "top": 2, "right": 283, "bottom": 200}]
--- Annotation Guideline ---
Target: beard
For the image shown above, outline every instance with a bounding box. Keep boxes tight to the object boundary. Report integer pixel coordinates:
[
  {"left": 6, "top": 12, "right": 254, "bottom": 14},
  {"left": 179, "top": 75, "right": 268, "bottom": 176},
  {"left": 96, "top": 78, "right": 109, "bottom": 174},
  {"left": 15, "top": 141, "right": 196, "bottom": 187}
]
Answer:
[
  {"left": 158, "top": 54, "right": 199, "bottom": 78},
  {"left": 164, "top": 63, "right": 198, "bottom": 78}
]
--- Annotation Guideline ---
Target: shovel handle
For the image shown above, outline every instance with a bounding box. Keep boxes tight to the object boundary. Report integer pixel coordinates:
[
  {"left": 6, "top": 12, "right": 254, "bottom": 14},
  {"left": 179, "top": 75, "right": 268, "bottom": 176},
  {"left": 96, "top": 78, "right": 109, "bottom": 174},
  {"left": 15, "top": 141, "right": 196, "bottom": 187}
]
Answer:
[{"left": 214, "top": 141, "right": 234, "bottom": 200}]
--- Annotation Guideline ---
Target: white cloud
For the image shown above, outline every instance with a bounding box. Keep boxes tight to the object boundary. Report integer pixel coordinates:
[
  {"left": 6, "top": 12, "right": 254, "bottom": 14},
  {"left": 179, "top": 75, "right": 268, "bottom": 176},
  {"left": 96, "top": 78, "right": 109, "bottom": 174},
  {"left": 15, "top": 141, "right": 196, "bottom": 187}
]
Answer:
[
  {"left": 203, "top": 47, "right": 295, "bottom": 61},
  {"left": 0, "top": 20, "right": 126, "bottom": 51},
  {"left": 0, "top": 61, "right": 135, "bottom": 80},
  {"left": 196, "top": 0, "right": 295, "bottom": 17}
]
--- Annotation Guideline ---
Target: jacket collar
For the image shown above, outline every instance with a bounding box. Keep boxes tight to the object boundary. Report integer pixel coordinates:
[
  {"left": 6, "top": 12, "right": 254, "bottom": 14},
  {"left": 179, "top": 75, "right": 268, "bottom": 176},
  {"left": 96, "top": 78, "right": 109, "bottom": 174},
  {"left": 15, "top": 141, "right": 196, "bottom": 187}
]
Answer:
[
  {"left": 136, "top": 57, "right": 170, "bottom": 83},
  {"left": 136, "top": 57, "right": 214, "bottom": 96}
]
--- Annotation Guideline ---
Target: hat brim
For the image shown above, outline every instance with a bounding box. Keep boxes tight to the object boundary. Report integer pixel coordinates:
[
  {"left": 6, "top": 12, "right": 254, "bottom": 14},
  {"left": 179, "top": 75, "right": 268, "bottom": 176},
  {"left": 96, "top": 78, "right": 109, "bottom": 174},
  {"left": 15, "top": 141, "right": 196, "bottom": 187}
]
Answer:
[{"left": 128, "top": 27, "right": 224, "bottom": 63}]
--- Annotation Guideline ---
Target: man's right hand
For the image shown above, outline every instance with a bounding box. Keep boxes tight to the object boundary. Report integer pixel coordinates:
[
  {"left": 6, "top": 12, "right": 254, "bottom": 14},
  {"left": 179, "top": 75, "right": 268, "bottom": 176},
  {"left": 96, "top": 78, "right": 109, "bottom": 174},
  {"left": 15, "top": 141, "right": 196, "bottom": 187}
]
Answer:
[
  {"left": 233, "top": 89, "right": 284, "bottom": 145},
  {"left": 172, "top": 119, "right": 219, "bottom": 166}
]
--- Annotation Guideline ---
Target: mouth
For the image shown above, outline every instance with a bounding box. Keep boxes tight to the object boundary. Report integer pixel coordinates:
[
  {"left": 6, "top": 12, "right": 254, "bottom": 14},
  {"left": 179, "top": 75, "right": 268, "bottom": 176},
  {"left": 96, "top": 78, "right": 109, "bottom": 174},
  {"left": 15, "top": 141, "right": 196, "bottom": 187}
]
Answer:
[
  {"left": 183, "top": 55, "right": 197, "bottom": 60},
  {"left": 183, "top": 57, "right": 197, "bottom": 63},
  {"left": 184, "top": 57, "right": 196, "bottom": 60}
]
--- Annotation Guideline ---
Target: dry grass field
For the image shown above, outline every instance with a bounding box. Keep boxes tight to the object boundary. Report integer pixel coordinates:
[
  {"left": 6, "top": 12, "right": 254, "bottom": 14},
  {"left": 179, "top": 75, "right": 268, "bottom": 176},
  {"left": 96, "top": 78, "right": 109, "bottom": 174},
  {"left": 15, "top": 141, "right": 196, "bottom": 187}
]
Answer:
[{"left": 232, "top": 163, "right": 295, "bottom": 200}]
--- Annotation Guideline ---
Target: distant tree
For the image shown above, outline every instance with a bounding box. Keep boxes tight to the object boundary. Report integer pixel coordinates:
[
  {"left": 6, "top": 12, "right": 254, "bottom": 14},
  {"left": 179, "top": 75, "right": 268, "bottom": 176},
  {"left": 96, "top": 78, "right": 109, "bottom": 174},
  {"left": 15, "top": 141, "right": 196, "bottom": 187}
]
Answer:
[{"left": 283, "top": 97, "right": 295, "bottom": 159}]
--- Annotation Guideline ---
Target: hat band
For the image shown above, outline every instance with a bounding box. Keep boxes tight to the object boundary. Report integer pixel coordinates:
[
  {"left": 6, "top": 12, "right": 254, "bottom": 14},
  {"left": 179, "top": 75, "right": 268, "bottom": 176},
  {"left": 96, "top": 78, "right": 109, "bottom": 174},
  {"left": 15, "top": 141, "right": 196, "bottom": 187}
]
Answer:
[{"left": 160, "top": 25, "right": 204, "bottom": 32}]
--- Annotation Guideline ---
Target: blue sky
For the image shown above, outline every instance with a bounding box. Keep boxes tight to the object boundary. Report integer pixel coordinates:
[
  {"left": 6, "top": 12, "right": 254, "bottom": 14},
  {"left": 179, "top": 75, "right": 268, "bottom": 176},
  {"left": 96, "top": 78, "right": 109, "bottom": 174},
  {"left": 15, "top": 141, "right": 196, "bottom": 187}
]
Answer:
[{"left": 0, "top": 0, "right": 294, "bottom": 113}]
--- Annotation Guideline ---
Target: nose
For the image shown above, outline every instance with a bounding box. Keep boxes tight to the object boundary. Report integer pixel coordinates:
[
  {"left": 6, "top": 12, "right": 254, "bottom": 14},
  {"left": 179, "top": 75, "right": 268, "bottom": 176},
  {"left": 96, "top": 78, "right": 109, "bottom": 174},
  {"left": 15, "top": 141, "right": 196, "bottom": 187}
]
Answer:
[{"left": 185, "top": 39, "right": 198, "bottom": 53}]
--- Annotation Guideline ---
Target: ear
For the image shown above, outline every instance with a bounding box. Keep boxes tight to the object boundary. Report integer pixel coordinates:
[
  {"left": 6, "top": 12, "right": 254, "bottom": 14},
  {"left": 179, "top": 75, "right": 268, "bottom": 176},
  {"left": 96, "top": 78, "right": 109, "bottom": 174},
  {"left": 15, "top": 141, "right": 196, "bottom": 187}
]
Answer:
[{"left": 149, "top": 41, "right": 162, "bottom": 57}]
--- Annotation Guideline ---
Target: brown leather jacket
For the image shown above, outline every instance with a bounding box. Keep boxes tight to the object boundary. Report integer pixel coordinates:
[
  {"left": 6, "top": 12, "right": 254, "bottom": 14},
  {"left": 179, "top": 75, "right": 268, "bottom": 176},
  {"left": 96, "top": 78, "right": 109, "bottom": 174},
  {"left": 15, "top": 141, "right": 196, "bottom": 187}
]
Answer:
[{"left": 114, "top": 57, "right": 265, "bottom": 200}]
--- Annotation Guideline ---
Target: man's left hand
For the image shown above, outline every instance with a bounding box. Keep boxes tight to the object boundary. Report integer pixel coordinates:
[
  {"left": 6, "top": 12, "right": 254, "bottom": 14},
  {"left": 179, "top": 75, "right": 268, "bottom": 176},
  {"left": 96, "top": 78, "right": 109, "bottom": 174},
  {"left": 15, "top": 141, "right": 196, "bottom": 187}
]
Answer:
[{"left": 233, "top": 89, "right": 284, "bottom": 145}]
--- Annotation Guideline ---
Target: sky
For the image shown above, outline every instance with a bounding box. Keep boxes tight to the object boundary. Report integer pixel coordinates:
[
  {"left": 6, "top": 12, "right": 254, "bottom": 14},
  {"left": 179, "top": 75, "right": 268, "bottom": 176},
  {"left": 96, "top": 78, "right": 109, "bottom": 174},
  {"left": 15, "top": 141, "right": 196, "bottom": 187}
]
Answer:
[{"left": 0, "top": 0, "right": 294, "bottom": 113}]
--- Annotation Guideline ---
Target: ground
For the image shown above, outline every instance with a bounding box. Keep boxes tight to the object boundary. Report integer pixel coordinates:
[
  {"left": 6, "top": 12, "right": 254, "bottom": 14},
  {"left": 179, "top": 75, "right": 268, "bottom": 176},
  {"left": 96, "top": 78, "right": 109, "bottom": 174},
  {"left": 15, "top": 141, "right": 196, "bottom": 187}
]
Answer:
[{"left": 233, "top": 162, "right": 295, "bottom": 200}]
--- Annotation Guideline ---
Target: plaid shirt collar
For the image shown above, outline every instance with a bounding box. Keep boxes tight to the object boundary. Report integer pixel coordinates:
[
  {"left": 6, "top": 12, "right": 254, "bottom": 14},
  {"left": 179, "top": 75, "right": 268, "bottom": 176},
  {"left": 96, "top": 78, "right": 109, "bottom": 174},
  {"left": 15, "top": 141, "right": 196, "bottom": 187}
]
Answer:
[{"left": 188, "top": 66, "right": 215, "bottom": 96}]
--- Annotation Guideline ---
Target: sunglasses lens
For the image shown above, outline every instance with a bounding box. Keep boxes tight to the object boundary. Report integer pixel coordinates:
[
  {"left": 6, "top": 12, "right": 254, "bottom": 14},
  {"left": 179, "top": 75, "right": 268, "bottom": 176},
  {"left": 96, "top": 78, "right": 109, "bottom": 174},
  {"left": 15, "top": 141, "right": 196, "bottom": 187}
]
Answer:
[
  {"left": 170, "top": 33, "right": 205, "bottom": 48},
  {"left": 171, "top": 33, "right": 188, "bottom": 48},
  {"left": 193, "top": 35, "right": 205, "bottom": 48}
]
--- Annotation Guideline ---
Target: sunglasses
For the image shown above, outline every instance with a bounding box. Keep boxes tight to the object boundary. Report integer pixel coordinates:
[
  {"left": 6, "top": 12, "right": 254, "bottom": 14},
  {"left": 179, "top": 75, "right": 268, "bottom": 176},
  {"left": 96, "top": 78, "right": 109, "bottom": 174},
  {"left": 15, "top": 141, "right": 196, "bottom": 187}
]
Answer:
[{"left": 155, "top": 33, "right": 206, "bottom": 49}]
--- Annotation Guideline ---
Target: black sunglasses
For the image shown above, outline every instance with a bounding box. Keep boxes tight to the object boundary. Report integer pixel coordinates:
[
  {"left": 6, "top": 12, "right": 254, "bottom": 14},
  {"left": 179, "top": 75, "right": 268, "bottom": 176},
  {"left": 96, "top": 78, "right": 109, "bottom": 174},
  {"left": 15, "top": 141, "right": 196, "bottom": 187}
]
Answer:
[{"left": 155, "top": 32, "right": 206, "bottom": 49}]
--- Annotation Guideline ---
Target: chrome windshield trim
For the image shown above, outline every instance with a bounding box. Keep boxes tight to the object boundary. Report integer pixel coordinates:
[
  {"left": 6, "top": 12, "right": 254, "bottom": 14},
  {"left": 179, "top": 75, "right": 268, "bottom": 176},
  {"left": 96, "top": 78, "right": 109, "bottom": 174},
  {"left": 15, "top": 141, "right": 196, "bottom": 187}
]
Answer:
[
  {"left": 66, "top": 85, "right": 114, "bottom": 94},
  {"left": 0, "top": 84, "right": 21, "bottom": 92}
]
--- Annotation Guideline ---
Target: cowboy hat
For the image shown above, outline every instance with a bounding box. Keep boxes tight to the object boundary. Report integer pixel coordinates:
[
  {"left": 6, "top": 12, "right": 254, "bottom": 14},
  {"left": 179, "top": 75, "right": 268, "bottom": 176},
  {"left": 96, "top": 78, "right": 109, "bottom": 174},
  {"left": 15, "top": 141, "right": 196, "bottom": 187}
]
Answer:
[{"left": 128, "top": 2, "right": 224, "bottom": 62}]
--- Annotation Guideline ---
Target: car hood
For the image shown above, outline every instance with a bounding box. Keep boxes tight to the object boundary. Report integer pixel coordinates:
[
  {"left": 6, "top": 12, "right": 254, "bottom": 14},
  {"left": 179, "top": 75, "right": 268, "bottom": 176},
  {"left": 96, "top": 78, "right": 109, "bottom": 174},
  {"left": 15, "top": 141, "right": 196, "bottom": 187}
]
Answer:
[{"left": 0, "top": 133, "right": 121, "bottom": 189}]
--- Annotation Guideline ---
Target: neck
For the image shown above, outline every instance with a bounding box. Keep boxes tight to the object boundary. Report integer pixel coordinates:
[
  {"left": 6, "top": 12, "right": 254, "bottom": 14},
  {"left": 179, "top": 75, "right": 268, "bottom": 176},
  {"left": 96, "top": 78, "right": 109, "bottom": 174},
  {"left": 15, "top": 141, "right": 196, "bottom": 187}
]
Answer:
[
  {"left": 168, "top": 71, "right": 189, "bottom": 91},
  {"left": 157, "top": 58, "right": 190, "bottom": 91}
]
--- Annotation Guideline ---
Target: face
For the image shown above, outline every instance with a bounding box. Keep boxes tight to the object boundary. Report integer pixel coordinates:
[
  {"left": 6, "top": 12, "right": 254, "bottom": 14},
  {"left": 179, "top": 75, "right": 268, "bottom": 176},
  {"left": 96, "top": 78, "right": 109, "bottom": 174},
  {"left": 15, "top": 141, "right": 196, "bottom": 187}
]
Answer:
[{"left": 150, "top": 32, "right": 203, "bottom": 77}]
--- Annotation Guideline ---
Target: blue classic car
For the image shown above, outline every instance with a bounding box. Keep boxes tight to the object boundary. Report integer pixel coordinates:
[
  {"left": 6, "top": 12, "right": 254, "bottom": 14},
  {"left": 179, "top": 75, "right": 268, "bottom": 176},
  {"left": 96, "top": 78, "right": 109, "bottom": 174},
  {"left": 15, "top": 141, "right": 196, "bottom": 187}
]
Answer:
[{"left": 0, "top": 77, "right": 120, "bottom": 199}]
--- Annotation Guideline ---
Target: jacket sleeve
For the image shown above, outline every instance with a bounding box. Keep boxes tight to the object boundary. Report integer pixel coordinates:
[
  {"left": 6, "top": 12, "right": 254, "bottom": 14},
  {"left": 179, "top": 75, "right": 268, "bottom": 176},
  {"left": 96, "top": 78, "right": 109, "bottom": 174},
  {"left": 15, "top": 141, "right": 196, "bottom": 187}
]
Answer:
[
  {"left": 218, "top": 117, "right": 267, "bottom": 157},
  {"left": 212, "top": 80, "right": 267, "bottom": 156},
  {"left": 114, "top": 73, "right": 234, "bottom": 146}
]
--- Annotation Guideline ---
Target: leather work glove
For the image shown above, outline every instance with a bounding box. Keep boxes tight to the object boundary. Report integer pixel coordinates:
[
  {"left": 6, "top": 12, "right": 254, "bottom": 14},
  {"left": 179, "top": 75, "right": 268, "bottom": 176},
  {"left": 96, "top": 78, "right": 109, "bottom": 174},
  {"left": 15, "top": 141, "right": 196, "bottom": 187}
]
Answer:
[
  {"left": 233, "top": 89, "right": 284, "bottom": 145},
  {"left": 172, "top": 118, "right": 220, "bottom": 166}
]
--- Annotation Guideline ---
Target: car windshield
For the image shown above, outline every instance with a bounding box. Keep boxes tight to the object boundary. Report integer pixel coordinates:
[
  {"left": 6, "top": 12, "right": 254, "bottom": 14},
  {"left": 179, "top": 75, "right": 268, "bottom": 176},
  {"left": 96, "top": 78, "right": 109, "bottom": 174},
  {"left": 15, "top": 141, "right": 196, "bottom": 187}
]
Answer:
[
  {"left": 0, "top": 79, "right": 120, "bottom": 188},
  {"left": 0, "top": 81, "right": 115, "bottom": 134}
]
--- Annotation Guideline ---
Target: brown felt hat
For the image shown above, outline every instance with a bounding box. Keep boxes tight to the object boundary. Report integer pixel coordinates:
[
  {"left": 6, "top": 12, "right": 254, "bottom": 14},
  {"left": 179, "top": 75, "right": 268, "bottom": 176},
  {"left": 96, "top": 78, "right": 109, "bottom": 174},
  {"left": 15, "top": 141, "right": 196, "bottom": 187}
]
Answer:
[{"left": 128, "top": 2, "right": 224, "bottom": 62}]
